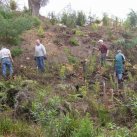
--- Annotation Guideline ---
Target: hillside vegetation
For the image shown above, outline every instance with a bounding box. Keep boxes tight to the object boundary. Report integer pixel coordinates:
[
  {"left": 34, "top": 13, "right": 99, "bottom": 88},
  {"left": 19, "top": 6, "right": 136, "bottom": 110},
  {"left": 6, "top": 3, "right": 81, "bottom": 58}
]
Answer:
[{"left": 1, "top": 4, "right": 137, "bottom": 137}]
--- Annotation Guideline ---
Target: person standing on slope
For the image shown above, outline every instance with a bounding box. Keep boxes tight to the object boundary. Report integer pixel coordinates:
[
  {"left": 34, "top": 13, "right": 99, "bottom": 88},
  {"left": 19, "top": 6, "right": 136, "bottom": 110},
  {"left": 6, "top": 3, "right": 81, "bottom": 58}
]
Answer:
[
  {"left": 0, "top": 47, "right": 14, "bottom": 80},
  {"left": 115, "top": 50, "right": 125, "bottom": 83},
  {"left": 34, "top": 39, "right": 47, "bottom": 72},
  {"left": 94, "top": 39, "right": 109, "bottom": 66}
]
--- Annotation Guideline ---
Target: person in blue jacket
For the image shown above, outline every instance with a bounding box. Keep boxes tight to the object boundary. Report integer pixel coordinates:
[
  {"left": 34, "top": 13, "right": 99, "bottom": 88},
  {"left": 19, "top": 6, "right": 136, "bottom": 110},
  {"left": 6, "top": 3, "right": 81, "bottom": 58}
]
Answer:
[{"left": 115, "top": 50, "right": 125, "bottom": 83}]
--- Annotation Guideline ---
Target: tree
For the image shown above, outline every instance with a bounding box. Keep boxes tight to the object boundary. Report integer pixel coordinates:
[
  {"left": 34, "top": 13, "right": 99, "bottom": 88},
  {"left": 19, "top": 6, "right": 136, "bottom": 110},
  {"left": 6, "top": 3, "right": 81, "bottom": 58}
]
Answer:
[
  {"left": 102, "top": 13, "right": 109, "bottom": 26},
  {"left": 76, "top": 11, "right": 86, "bottom": 26},
  {"left": 28, "top": 0, "right": 49, "bottom": 16},
  {"left": 127, "top": 9, "right": 137, "bottom": 28},
  {"left": 10, "top": 0, "right": 17, "bottom": 11}
]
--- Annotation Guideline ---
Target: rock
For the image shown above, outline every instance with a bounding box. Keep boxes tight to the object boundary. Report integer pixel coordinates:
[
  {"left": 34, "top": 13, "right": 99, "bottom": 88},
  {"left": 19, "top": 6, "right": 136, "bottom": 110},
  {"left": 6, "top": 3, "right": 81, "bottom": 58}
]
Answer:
[
  {"left": 133, "top": 64, "right": 137, "bottom": 70},
  {"left": 56, "top": 84, "right": 76, "bottom": 91},
  {"left": 26, "top": 57, "right": 30, "bottom": 60}
]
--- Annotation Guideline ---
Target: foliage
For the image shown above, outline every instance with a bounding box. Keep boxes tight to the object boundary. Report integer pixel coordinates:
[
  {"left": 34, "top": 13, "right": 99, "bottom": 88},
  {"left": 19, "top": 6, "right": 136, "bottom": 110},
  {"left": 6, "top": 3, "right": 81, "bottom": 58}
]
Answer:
[
  {"left": 46, "top": 115, "right": 75, "bottom": 137},
  {"left": 69, "top": 37, "right": 79, "bottom": 46},
  {"left": 37, "top": 25, "right": 45, "bottom": 38},
  {"left": 59, "top": 65, "right": 66, "bottom": 80},
  {"left": 10, "top": 0, "right": 17, "bottom": 11},
  {"left": 61, "top": 10, "right": 86, "bottom": 27},
  {"left": 76, "top": 11, "right": 86, "bottom": 26},
  {"left": 31, "top": 95, "right": 62, "bottom": 125},
  {"left": 61, "top": 11, "right": 77, "bottom": 28},
  {"left": 74, "top": 29, "right": 84, "bottom": 36},
  {"left": 91, "top": 23, "right": 99, "bottom": 31},
  {"left": 79, "top": 83, "right": 88, "bottom": 96},
  {"left": 127, "top": 9, "right": 137, "bottom": 28},
  {"left": 48, "top": 12, "right": 58, "bottom": 25},
  {"left": 68, "top": 55, "right": 78, "bottom": 64},
  {"left": 72, "top": 115, "right": 94, "bottom": 137},
  {"left": 11, "top": 47, "right": 22, "bottom": 57},
  {"left": 0, "top": 8, "right": 40, "bottom": 44},
  {"left": 87, "top": 55, "right": 97, "bottom": 74},
  {"left": 0, "top": 116, "right": 44, "bottom": 137},
  {"left": 102, "top": 13, "right": 109, "bottom": 26}
]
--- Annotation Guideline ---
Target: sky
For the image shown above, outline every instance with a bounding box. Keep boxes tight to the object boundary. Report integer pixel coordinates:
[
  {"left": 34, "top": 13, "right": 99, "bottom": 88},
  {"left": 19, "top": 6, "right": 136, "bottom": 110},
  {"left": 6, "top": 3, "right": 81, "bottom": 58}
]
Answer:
[{"left": 17, "top": 0, "right": 137, "bottom": 19}]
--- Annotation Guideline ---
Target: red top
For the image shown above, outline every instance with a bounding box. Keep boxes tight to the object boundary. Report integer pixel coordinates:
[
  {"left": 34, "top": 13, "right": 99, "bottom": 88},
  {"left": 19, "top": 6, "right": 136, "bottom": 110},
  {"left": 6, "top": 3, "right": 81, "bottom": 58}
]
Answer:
[{"left": 99, "top": 44, "right": 108, "bottom": 54}]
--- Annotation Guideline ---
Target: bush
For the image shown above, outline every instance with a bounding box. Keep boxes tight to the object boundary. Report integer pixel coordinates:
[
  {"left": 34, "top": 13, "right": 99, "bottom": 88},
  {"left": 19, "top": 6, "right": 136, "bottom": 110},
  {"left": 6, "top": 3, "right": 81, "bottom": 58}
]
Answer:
[
  {"left": 37, "top": 26, "right": 45, "bottom": 38},
  {"left": 74, "top": 29, "right": 84, "bottom": 36},
  {"left": 0, "top": 116, "right": 44, "bottom": 137},
  {"left": 72, "top": 116, "right": 94, "bottom": 137},
  {"left": 91, "top": 23, "right": 99, "bottom": 31},
  {"left": 11, "top": 47, "right": 22, "bottom": 57},
  {"left": 69, "top": 37, "right": 79, "bottom": 46},
  {"left": 0, "top": 8, "right": 41, "bottom": 45},
  {"left": 68, "top": 55, "right": 78, "bottom": 64}
]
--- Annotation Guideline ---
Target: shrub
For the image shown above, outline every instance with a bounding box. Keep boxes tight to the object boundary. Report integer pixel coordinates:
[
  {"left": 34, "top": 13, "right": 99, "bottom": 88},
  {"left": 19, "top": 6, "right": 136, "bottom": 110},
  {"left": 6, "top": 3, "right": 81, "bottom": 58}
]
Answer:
[
  {"left": 0, "top": 8, "right": 41, "bottom": 45},
  {"left": 46, "top": 115, "right": 76, "bottom": 137},
  {"left": 68, "top": 55, "right": 78, "bottom": 64},
  {"left": 11, "top": 47, "right": 22, "bottom": 57},
  {"left": 59, "top": 65, "right": 66, "bottom": 80},
  {"left": 37, "top": 26, "right": 45, "bottom": 38},
  {"left": 0, "top": 117, "right": 13, "bottom": 135},
  {"left": 91, "top": 23, "right": 99, "bottom": 31},
  {"left": 72, "top": 116, "right": 94, "bottom": 137},
  {"left": 0, "top": 116, "right": 44, "bottom": 137},
  {"left": 69, "top": 37, "right": 79, "bottom": 46},
  {"left": 32, "top": 16, "right": 41, "bottom": 27},
  {"left": 48, "top": 12, "right": 58, "bottom": 25},
  {"left": 74, "top": 29, "right": 84, "bottom": 36}
]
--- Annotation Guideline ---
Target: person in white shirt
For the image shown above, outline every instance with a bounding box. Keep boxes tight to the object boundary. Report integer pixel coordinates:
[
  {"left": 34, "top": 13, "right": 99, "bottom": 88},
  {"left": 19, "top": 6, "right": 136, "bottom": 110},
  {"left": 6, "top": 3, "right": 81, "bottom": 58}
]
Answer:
[
  {"left": 0, "top": 47, "right": 14, "bottom": 79},
  {"left": 34, "top": 39, "right": 47, "bottom": 72}
]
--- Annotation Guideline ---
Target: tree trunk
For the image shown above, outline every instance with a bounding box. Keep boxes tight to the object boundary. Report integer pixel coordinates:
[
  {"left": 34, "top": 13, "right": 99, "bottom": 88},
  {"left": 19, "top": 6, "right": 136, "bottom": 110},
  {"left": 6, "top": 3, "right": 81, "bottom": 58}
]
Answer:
[
  {"left": 32, "top": 3, "right": 40, "bottom": 16},
  {"left": 28, "top": 0, "right": 40, "bottom": 16}
]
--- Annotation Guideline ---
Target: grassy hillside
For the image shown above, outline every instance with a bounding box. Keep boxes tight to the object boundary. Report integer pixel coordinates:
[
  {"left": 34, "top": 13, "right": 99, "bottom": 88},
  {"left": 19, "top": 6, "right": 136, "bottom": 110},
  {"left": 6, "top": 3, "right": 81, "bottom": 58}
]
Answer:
[{"left": 1, "top": 7, "right": 137, "bottom": 137}]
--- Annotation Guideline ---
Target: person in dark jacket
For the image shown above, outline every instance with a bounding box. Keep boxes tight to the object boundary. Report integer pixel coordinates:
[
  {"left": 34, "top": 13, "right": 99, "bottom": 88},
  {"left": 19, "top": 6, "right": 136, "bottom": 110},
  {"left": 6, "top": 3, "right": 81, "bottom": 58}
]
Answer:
[
  {"left": 94, "top": 39, "right": 109, "bottom": 66},
  {"left": 115, "top": 50, "right": 125, "bottom": 83}
]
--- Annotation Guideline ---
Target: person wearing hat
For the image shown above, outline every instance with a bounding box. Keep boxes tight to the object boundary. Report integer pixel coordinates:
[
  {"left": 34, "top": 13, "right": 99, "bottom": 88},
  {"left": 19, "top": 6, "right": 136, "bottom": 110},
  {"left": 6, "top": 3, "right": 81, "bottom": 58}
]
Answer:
[
  {"left": 115, "top": 50, "right": 125, "bottom": 83},
  {"left": 0, "top": 47, "right": 14, "bottom": 79},
  {"left": 94, "top": 39, "right": 108, "bottom": 66}
]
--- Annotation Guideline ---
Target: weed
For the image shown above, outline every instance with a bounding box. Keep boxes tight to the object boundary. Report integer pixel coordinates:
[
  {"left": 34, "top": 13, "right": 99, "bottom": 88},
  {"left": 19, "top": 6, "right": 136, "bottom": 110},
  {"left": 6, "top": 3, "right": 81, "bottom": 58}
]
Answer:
[
  {"left": 37, "top": 26, "right": 45, "bottom": 38},
  {"left": 11, "top": 47, "right": 22, "bottom": 57},
  {"left": 69, "top": 37, "right": 79, "bottom": 46}
]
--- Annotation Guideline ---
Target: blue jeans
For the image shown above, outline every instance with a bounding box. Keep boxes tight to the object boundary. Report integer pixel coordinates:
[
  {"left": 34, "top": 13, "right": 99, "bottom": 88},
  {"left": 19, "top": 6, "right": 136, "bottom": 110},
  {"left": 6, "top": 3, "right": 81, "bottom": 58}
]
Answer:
[
  {"left": 2, "top": 57, "right": 13, "bottom": 78},
  {"left": 36, "top": 56, "right": 45, "bottom": 72}
]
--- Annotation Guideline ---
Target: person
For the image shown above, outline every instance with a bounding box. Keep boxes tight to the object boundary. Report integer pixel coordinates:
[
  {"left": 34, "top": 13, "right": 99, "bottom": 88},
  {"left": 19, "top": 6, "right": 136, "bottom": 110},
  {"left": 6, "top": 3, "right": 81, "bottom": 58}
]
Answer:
[
  {"left": 34, "top": 39, "right": 47, "bottom": 72},
  {"left": 0, "top": 47, "right": 14, "bottom": 79},
  {"left": 94, "top": 39, "right": 108, "bottom": 66},
  {"left": 114, "top": 50, "right": 125, "bottom": 83}
]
